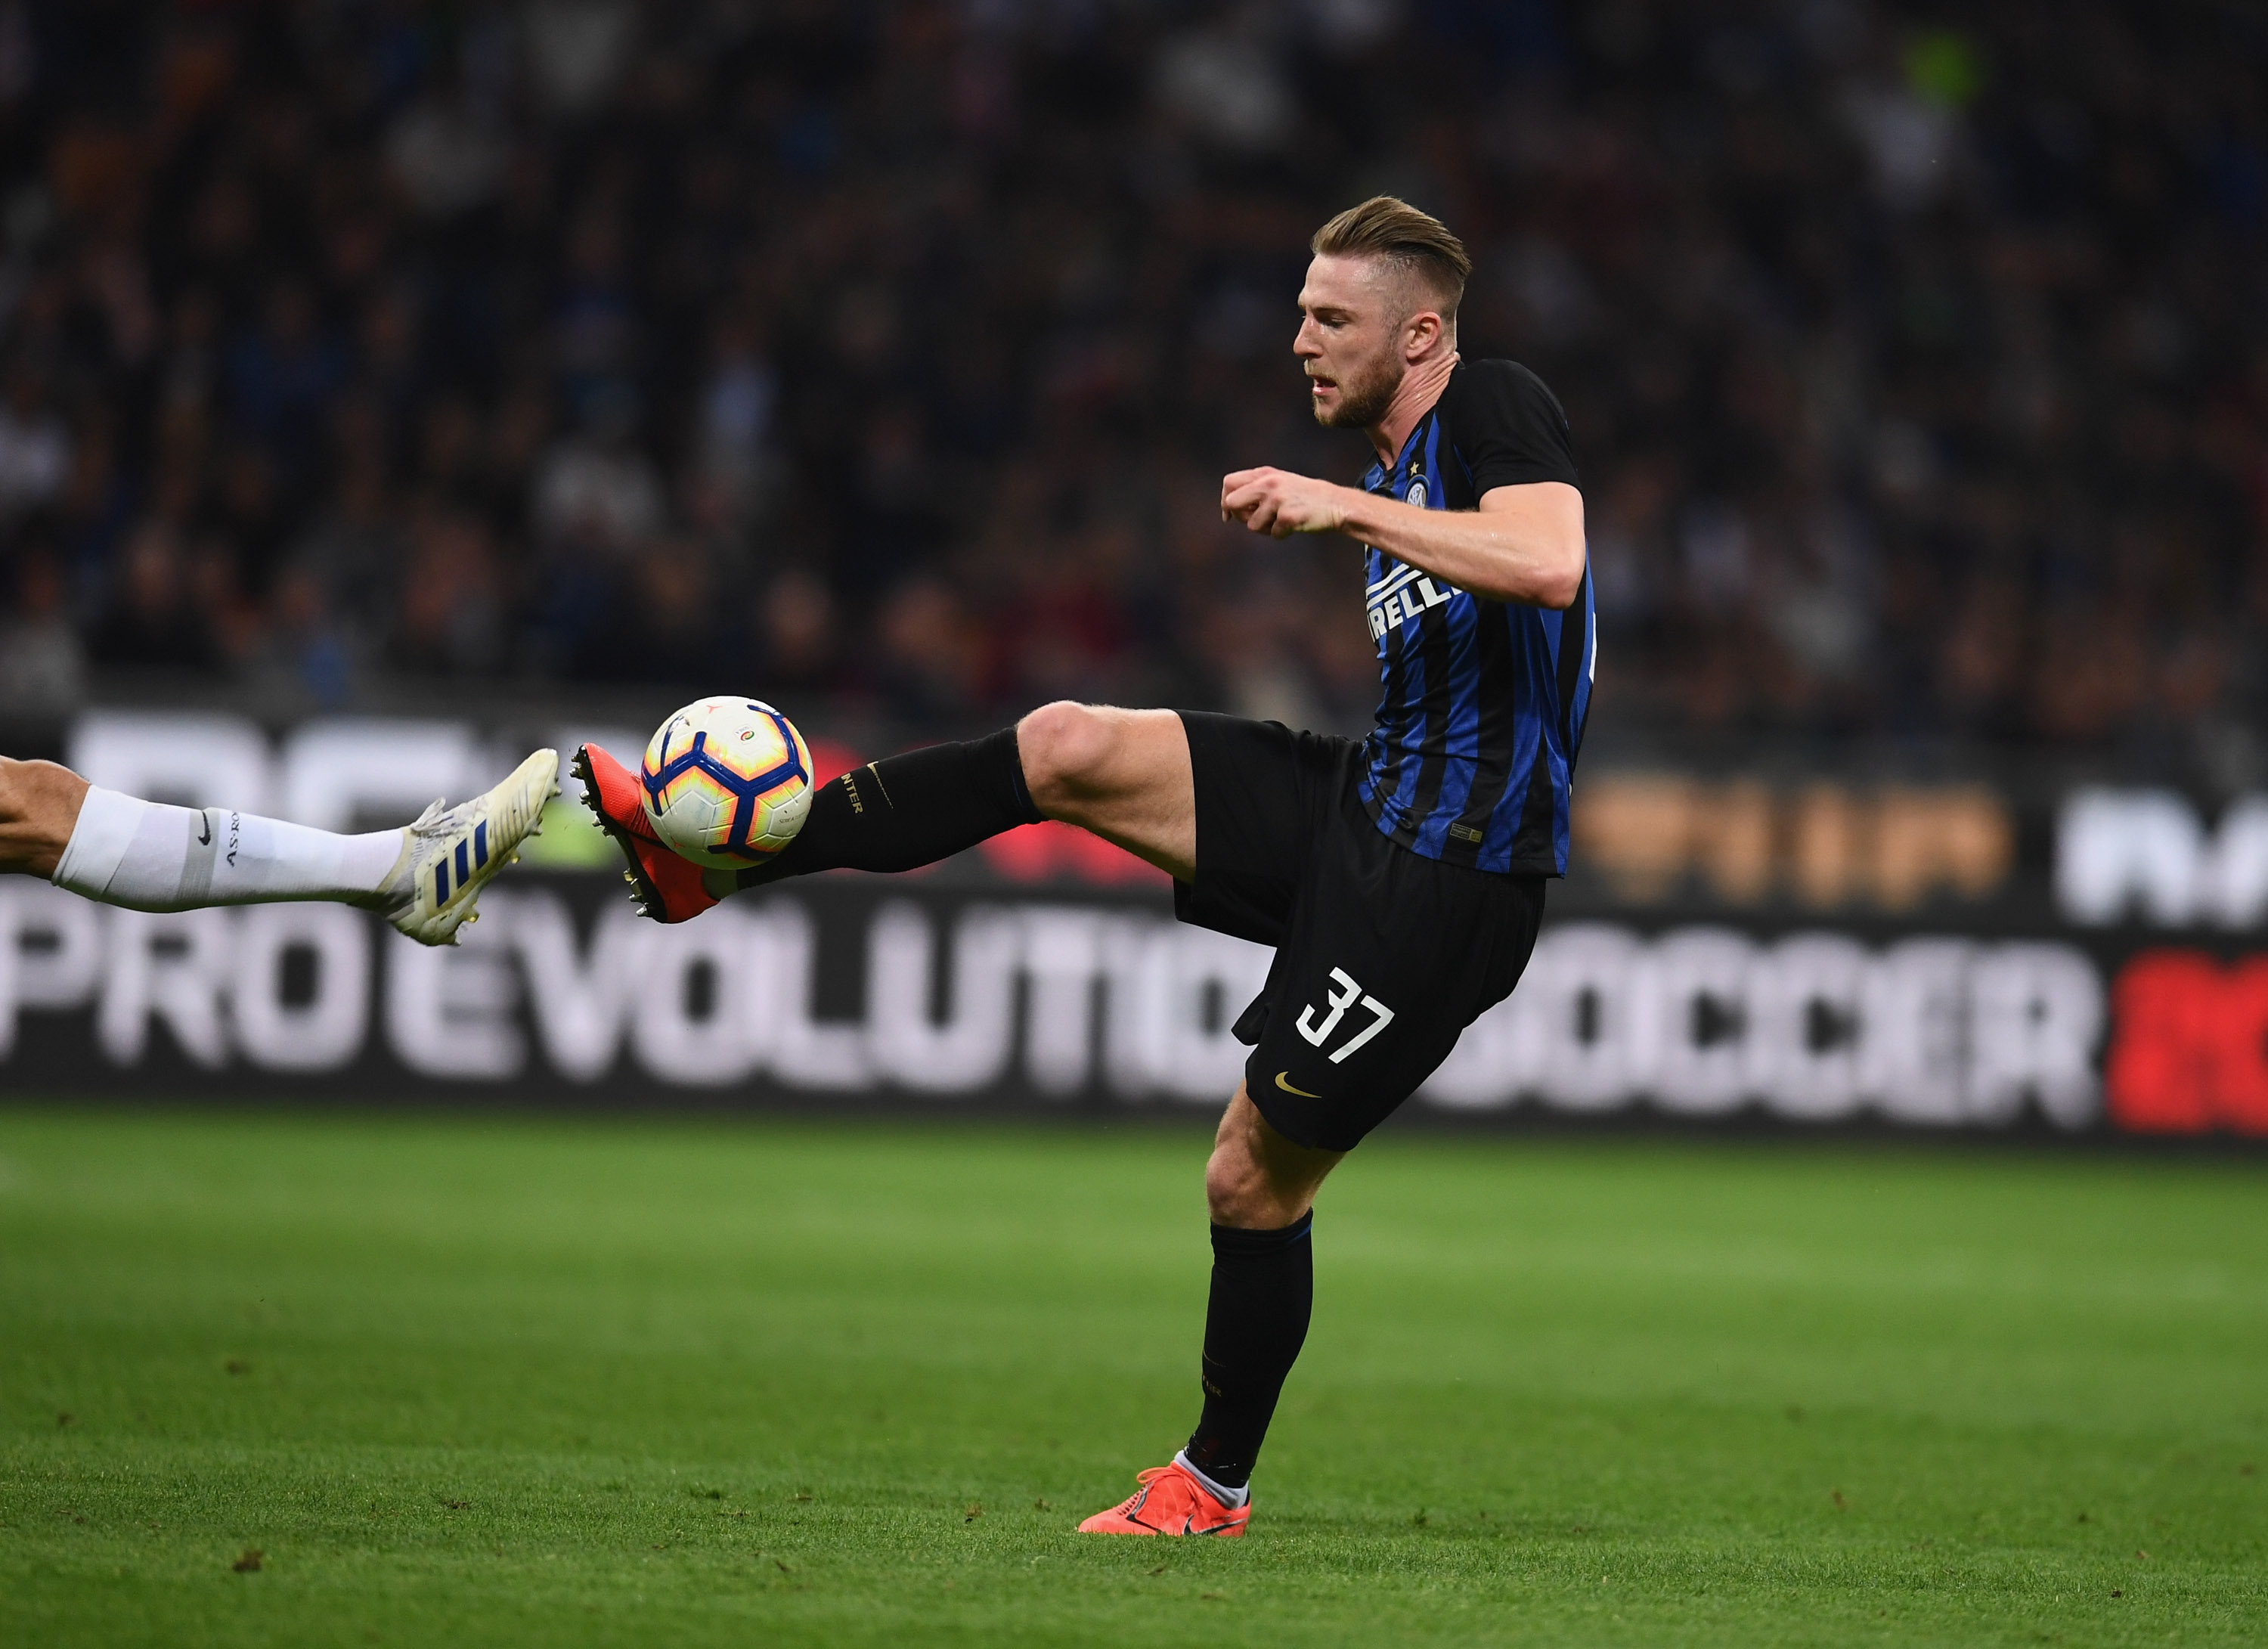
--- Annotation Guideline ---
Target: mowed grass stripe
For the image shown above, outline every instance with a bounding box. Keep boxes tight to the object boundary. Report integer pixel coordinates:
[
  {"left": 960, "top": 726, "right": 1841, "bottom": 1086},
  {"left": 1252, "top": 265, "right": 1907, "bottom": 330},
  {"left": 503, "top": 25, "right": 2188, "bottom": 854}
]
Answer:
[{"left": 2, "top": 1109, "right": 2263, "bottom": 1647}]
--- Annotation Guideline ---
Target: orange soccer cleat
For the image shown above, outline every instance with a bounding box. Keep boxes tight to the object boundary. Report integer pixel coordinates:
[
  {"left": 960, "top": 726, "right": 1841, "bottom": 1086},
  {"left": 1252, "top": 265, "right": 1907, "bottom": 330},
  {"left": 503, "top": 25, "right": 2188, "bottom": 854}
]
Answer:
[
  {"left": 572, "top": 742, "right": 719, "bottom": 923},
  {"left": 1077, "top": 1462, "right": 1250, "bottom": 1538}
]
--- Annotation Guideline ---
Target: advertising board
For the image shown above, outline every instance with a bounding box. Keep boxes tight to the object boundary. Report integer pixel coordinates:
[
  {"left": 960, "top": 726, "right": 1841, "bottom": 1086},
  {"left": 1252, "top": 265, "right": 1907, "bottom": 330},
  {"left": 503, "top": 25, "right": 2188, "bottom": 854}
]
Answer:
[{"left": 3, "top": 711, "right": 2262, "bottom": 1137}]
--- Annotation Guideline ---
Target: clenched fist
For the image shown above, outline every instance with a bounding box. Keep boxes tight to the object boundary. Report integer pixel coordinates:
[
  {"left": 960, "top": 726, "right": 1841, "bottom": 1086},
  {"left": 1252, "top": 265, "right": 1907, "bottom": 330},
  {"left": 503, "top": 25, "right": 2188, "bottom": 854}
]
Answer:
[{"left": 1220, "top": 467, "right": 1352, "bottom": 538}]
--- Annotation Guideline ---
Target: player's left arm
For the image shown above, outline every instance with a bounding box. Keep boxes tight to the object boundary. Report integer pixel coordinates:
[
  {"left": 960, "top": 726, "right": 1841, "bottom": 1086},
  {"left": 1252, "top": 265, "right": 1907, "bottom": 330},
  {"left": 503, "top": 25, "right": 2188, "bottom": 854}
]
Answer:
[{"left": 1219, "top": 470, "right": 1586, "bottom": 609}]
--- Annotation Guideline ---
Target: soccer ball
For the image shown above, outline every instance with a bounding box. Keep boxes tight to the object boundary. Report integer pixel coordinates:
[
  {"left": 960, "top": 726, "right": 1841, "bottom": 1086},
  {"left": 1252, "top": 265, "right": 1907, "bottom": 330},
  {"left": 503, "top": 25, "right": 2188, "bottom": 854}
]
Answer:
[{"left": 640, "top": 697, "right": 815, "bottom": 868}]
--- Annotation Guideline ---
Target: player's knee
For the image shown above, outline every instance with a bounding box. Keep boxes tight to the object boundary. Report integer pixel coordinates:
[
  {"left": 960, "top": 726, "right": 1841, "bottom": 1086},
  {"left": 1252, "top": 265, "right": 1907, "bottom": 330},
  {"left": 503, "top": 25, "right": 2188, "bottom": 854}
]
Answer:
[
  {"left": 1016, "top": 700, "right": 1112, "bottom": 813},
  {"left": 1205, "top": 1133, "right": 1292, "bottom": 1228},
  {"left": 1204, "top": 1142, "right": 1257, "bottom": 1226}
]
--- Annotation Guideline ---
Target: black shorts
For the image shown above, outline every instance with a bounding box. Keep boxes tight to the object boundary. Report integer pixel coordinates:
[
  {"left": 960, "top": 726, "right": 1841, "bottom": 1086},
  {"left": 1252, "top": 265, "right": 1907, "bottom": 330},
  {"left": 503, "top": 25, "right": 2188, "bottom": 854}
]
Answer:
[{"left": 1173, "top": 711, "right": 1548, "bottom": 1152}]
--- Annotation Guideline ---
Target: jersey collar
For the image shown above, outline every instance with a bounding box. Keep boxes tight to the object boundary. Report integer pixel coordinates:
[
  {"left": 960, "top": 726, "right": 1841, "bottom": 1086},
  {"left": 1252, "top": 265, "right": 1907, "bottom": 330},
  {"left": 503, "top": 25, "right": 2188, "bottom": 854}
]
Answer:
[
  {"left": 1362, "top": 361, "right": 1464, "bottom": 492},
  {"left": 1362, "top": 404, "right": 1439, "bottom": 494}
]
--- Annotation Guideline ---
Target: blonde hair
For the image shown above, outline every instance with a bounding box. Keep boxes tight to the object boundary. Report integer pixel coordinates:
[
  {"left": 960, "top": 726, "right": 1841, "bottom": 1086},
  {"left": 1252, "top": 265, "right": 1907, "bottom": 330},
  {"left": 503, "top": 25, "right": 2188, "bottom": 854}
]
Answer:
[{"left": 1311, "top": 196, "right": 1471, "bottom": 321}]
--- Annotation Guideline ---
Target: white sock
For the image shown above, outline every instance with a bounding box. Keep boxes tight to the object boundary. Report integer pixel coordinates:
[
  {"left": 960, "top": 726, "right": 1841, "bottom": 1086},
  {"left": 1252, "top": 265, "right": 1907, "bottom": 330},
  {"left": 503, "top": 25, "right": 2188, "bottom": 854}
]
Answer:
[
  {"left": 52, "top": 786, "right": 405, "bottom": 912},
  {"left": 1173, "top": 1449, "right": 1250, "bottom": 1508}
]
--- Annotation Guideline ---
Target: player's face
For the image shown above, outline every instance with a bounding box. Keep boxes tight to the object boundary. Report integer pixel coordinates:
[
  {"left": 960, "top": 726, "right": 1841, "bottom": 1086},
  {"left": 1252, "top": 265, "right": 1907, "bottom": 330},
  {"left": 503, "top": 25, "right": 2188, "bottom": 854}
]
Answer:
[{"left": 1295, "top": 254, "right": 1408, "bottom": 430}]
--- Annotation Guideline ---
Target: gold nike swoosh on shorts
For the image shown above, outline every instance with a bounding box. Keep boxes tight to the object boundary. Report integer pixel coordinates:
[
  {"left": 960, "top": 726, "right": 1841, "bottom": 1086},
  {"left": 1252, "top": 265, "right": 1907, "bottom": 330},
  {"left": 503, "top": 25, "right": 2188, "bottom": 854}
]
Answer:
[{"left": 1275, "top": 1071, "right": 1321, "bottom": 1099}]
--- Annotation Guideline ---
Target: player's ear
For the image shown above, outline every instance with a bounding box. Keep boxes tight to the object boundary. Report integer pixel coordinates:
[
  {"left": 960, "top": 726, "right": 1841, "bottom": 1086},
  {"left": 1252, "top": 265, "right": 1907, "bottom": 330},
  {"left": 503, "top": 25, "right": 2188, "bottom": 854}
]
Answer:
[{"left": 1404, "top": 307, "right": 1442, "bottom": 359}]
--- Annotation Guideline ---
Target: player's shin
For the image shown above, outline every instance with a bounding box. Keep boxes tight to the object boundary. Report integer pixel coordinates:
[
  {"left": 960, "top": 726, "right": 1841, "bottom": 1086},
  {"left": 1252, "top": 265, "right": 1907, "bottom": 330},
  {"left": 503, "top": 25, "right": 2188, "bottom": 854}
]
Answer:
[
  {"left": 1178, "top": 1212, "right": 1315, "bottom": 1501},
  {"left": 51, "top": 787, "right": 402, "bottom": 912},
  {"left": 719, "top": 727, "right": 1042, "bottom": 894}
]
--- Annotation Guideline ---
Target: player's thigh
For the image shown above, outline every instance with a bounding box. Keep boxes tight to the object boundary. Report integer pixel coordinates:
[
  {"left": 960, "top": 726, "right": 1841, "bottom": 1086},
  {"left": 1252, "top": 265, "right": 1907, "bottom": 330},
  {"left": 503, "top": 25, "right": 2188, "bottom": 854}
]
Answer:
[
  {"left": 1248, "top": 856, "right": 1545, "bottom": 1152},
  {"left": 1016, "top": 702, "right": 1194, "bottom": 881},
  {"left": 0, "top": 757, "right": 89, "bottom": 878}
]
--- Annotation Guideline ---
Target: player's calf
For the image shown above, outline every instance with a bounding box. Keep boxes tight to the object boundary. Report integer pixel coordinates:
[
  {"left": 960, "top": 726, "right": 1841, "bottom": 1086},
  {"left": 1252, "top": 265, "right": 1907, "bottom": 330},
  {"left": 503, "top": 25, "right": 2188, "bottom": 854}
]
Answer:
[
  {"left": 736, "top": 727, "right": 1043, "bottom": 883},
  {"left": 587, "top": 724, "right": 1052, "bottom": 921}
]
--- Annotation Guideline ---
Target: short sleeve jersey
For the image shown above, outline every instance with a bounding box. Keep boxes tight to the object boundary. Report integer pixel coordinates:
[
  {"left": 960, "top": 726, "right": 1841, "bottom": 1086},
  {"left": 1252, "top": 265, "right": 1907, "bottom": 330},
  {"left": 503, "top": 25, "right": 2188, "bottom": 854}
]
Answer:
[{"left": 1356, "top": 358, "right": 1594, "bottom": 876}]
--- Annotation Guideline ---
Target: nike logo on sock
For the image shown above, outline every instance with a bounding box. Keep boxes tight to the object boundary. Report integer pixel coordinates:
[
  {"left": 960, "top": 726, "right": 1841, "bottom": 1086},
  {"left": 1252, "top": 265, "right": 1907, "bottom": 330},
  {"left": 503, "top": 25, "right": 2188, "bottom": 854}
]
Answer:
[
  {"left": 1275, "top": 1071, "right": 1320, "bottom": 1099},
  {"left": 197, "top": 815, "right": 212, "bottom": 846}
]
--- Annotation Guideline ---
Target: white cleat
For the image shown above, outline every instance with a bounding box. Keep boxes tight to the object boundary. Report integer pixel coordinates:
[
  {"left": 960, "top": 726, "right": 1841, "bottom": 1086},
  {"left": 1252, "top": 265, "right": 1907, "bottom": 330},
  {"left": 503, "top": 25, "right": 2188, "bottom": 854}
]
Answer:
[{"left": 368, "top": 749, "right": 560, "bottom": 946}]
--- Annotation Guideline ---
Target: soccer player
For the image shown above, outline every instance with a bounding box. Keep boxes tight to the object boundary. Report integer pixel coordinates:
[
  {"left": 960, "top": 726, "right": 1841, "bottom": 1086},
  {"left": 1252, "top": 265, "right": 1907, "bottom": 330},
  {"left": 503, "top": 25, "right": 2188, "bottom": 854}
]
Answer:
[
  {"left": 578, "top": 197, "right": 1590, "bottom": 1536},
  {"left": 0, "top": 747, "right": 559, "bottom": 944}
]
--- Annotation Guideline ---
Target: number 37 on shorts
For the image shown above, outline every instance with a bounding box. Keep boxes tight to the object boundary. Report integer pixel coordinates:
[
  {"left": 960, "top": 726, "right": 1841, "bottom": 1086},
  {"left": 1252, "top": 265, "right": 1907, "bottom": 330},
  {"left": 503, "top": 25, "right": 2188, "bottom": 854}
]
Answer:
[{"left": 1297, "top": 967, "right": 1396, "bottom": 1065}]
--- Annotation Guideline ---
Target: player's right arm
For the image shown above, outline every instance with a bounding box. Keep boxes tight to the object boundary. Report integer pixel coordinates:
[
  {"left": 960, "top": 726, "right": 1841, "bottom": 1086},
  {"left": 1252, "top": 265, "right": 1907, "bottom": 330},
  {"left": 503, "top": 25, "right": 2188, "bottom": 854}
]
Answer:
[{"left": 1219, "top": 470, "right": 1586, "bottom": 610}]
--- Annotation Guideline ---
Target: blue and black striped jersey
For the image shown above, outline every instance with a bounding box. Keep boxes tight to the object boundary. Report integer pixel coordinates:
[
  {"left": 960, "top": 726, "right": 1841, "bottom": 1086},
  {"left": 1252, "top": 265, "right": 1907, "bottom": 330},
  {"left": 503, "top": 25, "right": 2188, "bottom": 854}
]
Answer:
[{"left": 1357, "top": 359, "right": 1594, "bottom": 876}]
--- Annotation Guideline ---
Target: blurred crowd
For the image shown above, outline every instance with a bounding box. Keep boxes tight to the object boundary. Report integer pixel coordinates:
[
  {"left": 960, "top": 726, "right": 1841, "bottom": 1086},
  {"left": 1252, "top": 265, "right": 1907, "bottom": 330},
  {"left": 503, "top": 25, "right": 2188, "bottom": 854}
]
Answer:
[{"left": 0, "top": 0, "right": 2262, "bottom": 760}]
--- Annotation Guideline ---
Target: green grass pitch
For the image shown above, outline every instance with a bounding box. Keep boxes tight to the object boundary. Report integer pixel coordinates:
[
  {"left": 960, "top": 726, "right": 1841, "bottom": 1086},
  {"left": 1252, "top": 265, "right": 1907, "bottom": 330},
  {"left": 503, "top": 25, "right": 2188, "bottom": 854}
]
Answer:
[{"left": 2, "top": 1109, "right": 2263, "bottom": 1647}]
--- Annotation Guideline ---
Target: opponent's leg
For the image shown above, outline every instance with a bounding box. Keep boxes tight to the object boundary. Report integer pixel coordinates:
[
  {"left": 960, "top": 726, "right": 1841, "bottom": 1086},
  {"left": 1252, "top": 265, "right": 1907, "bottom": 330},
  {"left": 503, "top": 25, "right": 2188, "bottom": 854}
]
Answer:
[
  {"left": 0, "top": 757, "right": 91, "bottom": 879},
  {"left": 1078, "top": 1086, "right": 1341, "bottom": 1537},
  {"left": 577, "top": 700, "right": 1195, "bottom": 921},
  {"left": 14, "top": 749, "right": 556, "bottom": 946}
]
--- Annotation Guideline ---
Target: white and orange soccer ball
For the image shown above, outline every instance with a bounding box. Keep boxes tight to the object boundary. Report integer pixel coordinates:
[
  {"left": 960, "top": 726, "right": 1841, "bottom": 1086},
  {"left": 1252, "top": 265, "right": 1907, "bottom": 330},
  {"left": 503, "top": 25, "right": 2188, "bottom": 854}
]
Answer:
[{"left": 640, "top": 697, "right": 815, "bottom": 868}]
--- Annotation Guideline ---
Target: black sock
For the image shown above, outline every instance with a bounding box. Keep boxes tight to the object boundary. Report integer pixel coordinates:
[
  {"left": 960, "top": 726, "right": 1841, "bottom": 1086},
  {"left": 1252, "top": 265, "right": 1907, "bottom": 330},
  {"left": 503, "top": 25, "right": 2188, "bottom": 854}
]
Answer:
[
  {"left": 1182, "top": 1212, "right": 1313, "bottom": 1492},
  {"left": 734, "top": 727, "right": 1042, "bottom": 888}
]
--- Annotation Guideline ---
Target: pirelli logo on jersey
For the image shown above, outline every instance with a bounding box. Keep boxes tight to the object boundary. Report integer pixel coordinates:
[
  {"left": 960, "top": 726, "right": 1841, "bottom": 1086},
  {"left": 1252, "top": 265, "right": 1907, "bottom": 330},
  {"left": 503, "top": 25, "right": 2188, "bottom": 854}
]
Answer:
[{"left": 1365, "top": 560, "right": 1460, "bottom": 640}]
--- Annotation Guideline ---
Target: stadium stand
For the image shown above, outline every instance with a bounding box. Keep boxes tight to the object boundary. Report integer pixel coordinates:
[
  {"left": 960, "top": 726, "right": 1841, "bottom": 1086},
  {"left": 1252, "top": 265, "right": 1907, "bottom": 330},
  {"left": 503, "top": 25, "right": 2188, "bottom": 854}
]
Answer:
[{"left": 0, "top": 0, "right": 2260, "bottom": 768}]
